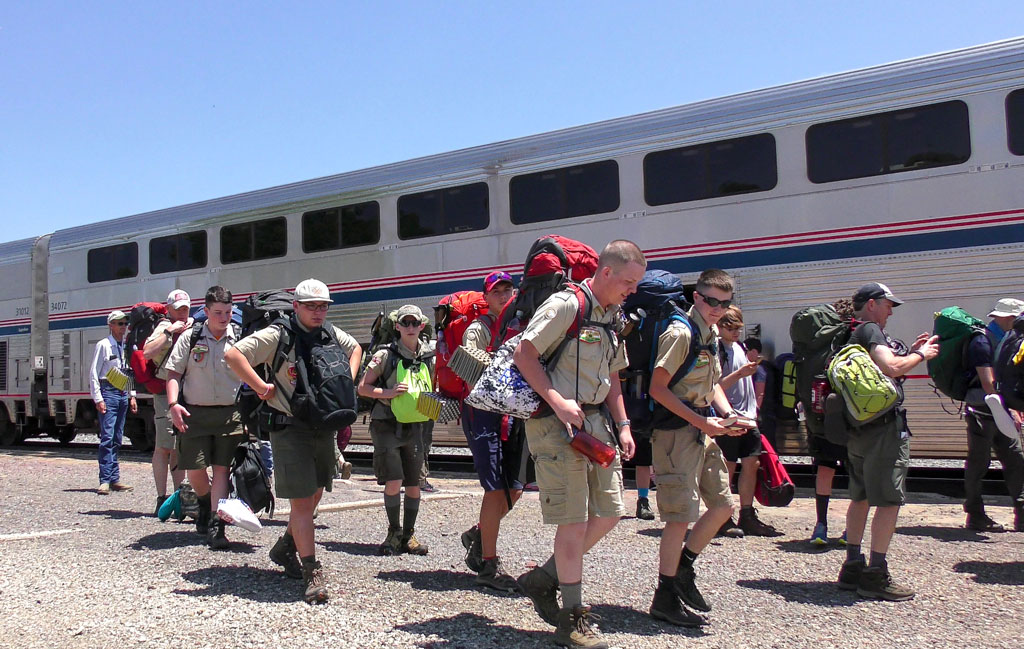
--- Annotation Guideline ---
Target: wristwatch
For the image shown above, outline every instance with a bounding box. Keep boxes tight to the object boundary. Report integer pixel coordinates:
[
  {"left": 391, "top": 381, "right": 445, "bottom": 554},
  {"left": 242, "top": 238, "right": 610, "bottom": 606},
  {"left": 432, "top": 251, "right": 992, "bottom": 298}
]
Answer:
[{"left": 616, "top": 419, "right": 631, "bottom": 430}]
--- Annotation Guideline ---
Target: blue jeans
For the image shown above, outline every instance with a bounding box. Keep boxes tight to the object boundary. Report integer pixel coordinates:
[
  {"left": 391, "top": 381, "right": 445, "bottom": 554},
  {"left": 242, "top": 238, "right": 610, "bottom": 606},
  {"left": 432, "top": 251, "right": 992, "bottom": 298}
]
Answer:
[{"left": 97, "top": 385, "right": 128, "bottom": 485}]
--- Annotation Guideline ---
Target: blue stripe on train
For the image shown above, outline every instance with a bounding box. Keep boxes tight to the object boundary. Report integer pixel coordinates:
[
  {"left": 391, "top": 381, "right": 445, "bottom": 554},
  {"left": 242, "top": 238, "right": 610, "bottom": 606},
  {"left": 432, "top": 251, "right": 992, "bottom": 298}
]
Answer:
[{"left": 3, "top": 221, "right": 1023, "bottom": 336}]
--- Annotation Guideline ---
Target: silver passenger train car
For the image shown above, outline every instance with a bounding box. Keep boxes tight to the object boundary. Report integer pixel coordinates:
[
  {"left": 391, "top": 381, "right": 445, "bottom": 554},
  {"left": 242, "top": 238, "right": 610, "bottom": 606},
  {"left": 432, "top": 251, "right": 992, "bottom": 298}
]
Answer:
[{"left": 2, "top": 39, "right": 1024, "bottom": 456}]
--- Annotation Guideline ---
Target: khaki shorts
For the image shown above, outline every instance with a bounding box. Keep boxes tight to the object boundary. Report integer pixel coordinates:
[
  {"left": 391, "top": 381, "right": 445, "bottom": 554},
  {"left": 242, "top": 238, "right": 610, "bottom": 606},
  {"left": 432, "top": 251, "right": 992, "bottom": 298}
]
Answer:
[
  {"left": 369, "top": 419, "right": 426, "bottom": 487},
  {"left": 270, "top": 425, "right": 337, "bottom": 499},
  {"left": 651, "top": 426, "right": 733, "bottom": 523},
  {"left": 176, "top": 405, "right": 243, "bottom": 470},
  {"left": 153, "top": 394, "right": 176, "bottom": 451},
  {"left": 846, "top": 416, "right": 909, "bottom": 507},
  {"left": 525, "top": 410, "right": 626, "bottom": 525}
]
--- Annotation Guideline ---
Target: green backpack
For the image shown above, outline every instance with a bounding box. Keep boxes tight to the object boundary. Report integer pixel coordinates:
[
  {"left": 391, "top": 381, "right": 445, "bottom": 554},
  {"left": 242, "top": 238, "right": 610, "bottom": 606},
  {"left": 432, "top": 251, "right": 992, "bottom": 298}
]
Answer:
[
  {"left": 790, "top": 304, "right": 853, "bottom": 436},
  {"left": 928, "top": 306, "right": 986, "bottom": 401},
  {"left": 827, "top": 344, "right": 899, "bottom": 425}
]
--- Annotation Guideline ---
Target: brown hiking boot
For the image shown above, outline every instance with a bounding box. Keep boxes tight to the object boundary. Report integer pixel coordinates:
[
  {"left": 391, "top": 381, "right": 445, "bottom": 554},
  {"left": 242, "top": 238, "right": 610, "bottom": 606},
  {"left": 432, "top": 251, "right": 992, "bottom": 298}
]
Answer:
[
  {"left": 476, "top": 557, "right": 518, "bottom": 592},
  {"left": 401, "top": 531, "right": 429, "bottom": 555},
  {"left": 111, "top": 482, "right": 134, "bottom": 492},
  {"left": 856, "top": 565, "right": 915, "bottom": 602},
  {"left": 461, "top": 525, "right": 484, "bottom": 572},
  {"left": 516, "top": 566, "right": 560, "bottom": 627},
  {"left": 379, "top": 527, "right": 403, "bottom": 556},
  {"left": 301, "top": 558, "right": 329, "bottom": 604},
  {"left": 738, "top": 508, "right": 782, "bottom": 537},
  {"left": 269, "top": 533, "right": 303, "bottom": 579},
  {"left": 554, "top": 606, "right": 608, "bottom": 649}
]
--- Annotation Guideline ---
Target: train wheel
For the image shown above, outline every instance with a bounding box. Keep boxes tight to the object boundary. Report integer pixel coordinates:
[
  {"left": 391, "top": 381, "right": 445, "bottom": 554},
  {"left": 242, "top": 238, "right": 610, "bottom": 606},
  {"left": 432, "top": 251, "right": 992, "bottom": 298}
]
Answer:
[
  {"left": 56, "top": 427, "right": 77, "bottom": 446},
  {"left": 0, "top": 419, "right": 19, "bottom": 447}
]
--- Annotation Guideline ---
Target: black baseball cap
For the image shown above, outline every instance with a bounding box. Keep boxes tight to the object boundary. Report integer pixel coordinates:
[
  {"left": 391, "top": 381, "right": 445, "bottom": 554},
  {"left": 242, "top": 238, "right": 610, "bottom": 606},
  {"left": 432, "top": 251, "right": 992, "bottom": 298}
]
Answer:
[{"left": 853, "top": 282, "right": 904, "bottom": 307}]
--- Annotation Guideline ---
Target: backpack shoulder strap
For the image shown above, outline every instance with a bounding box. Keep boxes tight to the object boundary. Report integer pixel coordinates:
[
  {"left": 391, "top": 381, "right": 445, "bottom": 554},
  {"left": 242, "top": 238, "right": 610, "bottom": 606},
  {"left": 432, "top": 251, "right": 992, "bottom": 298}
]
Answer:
[
  {"left": 665, "top": 313, "right": 715, "bottom": 389},
  {"left": 270, "top": 319, "right": 295, "bottom": 377},
  {"left": 187, "top": 321, "right": 205, "bottom": 352}
]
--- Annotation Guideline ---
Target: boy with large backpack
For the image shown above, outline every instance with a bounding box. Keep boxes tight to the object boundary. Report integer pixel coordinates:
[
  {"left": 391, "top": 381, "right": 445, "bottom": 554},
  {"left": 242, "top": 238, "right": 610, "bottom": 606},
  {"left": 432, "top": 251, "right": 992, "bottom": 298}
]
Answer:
[
  {"left": 512, "top": 240, "right": 640, "bottom": 649},
  {"left": 225, "top": 279, "right": 362, "bottom": 604},
  {"left": 456, "top": 270, "right": 524, "bottom": 591},
  {"left": 356, "top": 304, "right": 436, "bottom": 558}
]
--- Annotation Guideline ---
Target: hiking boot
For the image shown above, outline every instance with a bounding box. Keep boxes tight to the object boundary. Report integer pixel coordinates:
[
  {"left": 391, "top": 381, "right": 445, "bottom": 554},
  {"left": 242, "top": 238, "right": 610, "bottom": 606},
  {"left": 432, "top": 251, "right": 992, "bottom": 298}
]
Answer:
[
  {"left": 97, "top": 483, "right": 110, "bottom": 495},
  {"left": 476, "top": 557, "right": 519, "bottom": 592},
  {"left": 461, "top": 525, "right": 484, "bottom": 572},
  {"left": 379, "top": 526, "right": 403, "bottom": 556},
  {"left": 966, "top": 512, "right": 1006, "bottom": 533},
  {"left": 155, "top": 495, "right": 168, "bottom": 517},
  {"left": 207, "top": 519, "right": 229, "bottom": 550},
  {"left": 856, "top": 565, "right": 915, "bottom": 601},
  {"left": 196, "top": 497, "right": 211, "bottom": 535},
  {"left": 636, "top": 497, "right": 655, "bottom": 521},
  {"left": 269, "top": 534, "right": 303, "bottom": 579},
  {"left": 674, "top": 565, "right": 711, "bottom": 612},
  {"left": 738, "top": 508, "right": 783, "bottom": 537},
  {"left": 419, "top": 479, "right": 438, "bottom": 493},
  {"left": 554, "top": 606, "right": 607, "bottom": 649},
  {"left": 517, "top": 566, "right": 560, "bottom": 627},
  {"left": 716, "top": 518, "right": 744, "bottom": 538},
  {"left": 649, "top": 584, "right": 707, "bottom": 628},
  {"left": 338, "top": 460, "right": 353, "bottom": 481},
  {"left": 301, "top": 559, "right": 329, "bottom": 604},
  {"left": 838, "top": 557, "right": 865, "bottom": 590},
  {"left": 401, "top": 532, "right": 429, "bottom": 556},
  {"left": 111, "top": 482, "right": 134, "bottom": 492},
  {"left": 809, "top": 522, "right": 828, "bottom": 546}
]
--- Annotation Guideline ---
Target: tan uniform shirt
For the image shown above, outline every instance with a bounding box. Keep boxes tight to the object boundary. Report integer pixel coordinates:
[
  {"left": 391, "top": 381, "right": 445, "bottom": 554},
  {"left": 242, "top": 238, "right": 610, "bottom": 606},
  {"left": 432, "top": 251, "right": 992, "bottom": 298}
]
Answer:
[
  {"left": 520, "top": 282, "right": 627, "bottom": 405},
  {"left": 365, "top": 341, "right": 435, "bottom": 420},
  {"left": 463, "top": 316, "right": 494, "bottom": 352},
  {"left": 654, "top": 306, "right": 721, "bottom": 408},
  {"left": 164, "top": 322, "right": 241, "bottom": 407},
  {"left": 231, "top": 321, "right": 359, "bottom": 416}
]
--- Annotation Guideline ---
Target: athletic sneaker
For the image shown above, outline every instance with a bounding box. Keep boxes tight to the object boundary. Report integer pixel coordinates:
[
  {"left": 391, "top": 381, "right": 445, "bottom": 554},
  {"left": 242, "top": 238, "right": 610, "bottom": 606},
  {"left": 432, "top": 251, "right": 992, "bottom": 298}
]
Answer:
[
  {"left": 966, "top": 513, "right": 1006, "bottom": 533},
  {"left": 838, "top": 530, "right": 848, "bottom": 545},
  {"left": 649, "top": 584, "right": 706, "bottom": 627},
  {"left": 517, "top": 566, "right": 560, "bottom": 627},
  {"left": 419, "top": 479, "right": 438, "bottom": 493},
  {"left": 554, "top": 605, "right": 607, "bottom": 649},
  {"left": 674, "top": 565, "right": 711, "bottom": 612},
  {"left": 461, "top": 525, "right": 484, "bottom": 572},
  {"left": 476, "top": 557, "right": 519, "bottom": 592},
  {"left": 636, "top": 497, "right": 655, "bottom": 521},
  {"left": 810, "top": 522, "right": 828, "bottom": 546},
  {"left": 269, "top": 533, "right": 303, "bottom": 579},
  {"left": 716, "top": 518, "right": 744, "bottom": 538},
  {"left": 856, "top": 566, "right": 915, "bottom": 601},
  {"left": 838, "top": 557, "right": 865, "bottom": 590}
]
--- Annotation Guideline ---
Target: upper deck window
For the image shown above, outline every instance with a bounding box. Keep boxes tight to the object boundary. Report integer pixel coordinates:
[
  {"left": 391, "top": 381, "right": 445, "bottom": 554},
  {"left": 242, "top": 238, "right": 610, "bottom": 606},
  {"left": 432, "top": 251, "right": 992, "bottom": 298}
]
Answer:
[
  {"left": 302, "top": 201, "right": 380, "bottom": 252},
  {"left": 150, "top": 231, "right": 207, "bottom": 274},
  {"left": 1006, "top": 89, "right": 1024, "bottom": 156},
  {"left": 510, "top": 160, "right": 619, "bottom": 224},
  {"left": 644, "top": 134, "right": 777, "bottom": 206},
  {"left": 398, "top": 182, "right": 489, "bottom": 240},
  {"left": 87, "top": 242, "right": 138, "bottom": 283},
  {"left": 806, "top": 100, "right": 970, "bottom": 183},
  {"left": 220, "top": 217, "right": 287, "bottom": 264}
]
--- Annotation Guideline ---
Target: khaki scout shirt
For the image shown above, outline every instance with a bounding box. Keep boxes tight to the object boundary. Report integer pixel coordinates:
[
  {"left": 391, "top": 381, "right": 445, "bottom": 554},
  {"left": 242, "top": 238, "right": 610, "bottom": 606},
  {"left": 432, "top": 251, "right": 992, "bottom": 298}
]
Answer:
[
  {"left": 365, "top": 341, "right": 435, "bottom": 420},
  {"left": 520, "top": 281, "right": 627, "bottom": 405},
  {"left": 164, "top": 322, "right": 241, "bottom": 407},
  {"left": 231, "top": 321, "right": 359, "bottom": 417},
  {"left": 463, "top": 316, "right": 494, "bottom": 352},
  {"left": 654, "top": 306, "right": 721, "bottom": 408}
]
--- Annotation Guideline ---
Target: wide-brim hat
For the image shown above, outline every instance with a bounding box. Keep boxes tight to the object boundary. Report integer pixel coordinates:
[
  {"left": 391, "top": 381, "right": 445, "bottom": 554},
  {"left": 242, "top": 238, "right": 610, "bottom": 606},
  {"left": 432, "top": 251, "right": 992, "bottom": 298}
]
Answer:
[
  {"left": 392, "top": 304, "right": 428, "bottom": 324},
  {"left": 988, "top": 297, "right": 1024, "bottom": 318}
]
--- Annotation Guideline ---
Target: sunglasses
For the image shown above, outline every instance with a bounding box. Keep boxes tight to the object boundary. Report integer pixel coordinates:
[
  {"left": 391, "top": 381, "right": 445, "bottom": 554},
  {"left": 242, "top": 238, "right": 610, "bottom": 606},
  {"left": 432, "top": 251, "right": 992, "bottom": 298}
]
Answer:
[
  {"left": 299, "top": 303, "right": 331, "bottom": 312},
  {"left": 486, "top": 271, "right": 513, "bottom": 286},
  {"left": 398, "top": 318, "right": 421, "bottom": 328},
  {"left": 696, "top": 290, "right": 733, "bottom": 309},
  {"left": 720, "top": 324, "right": 743, "bottom": 332},
  {"left": 113, "top": 321, "right": 128, "bottom": 326}
]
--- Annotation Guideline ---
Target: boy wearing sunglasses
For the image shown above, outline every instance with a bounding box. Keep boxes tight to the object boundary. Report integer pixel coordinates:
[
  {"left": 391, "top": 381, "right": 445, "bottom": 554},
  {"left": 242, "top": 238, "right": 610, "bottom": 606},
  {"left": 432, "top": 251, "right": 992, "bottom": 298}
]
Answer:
[
  {"left": 357, "top": 304, "right": 435, "bottom": 558},
  {"left": 89, "top": 310, "right": 138, "bottom": 495},
  {"left": 646, "top": 268, "right": 751, "bottom": 628}
]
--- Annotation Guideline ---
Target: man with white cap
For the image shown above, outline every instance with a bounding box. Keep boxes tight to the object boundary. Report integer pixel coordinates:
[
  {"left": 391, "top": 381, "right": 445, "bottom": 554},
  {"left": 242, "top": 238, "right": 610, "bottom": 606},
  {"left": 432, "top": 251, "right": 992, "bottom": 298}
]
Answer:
[
  {"left": 89, "top": 310, "right": 138, "bottom": 494},
  {"left": 962, "top": 297, "right": 1024, "bottom": 532},
  {"left": 142, "top": 289, "right": 192, "bottom": 514}
]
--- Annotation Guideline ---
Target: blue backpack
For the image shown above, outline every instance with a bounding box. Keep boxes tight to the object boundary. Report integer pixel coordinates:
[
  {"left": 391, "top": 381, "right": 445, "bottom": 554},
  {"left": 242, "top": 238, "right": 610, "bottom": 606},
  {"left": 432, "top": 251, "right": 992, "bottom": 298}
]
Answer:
[{"left": 620, "top": 270, "right": 717, "bottom": 431}]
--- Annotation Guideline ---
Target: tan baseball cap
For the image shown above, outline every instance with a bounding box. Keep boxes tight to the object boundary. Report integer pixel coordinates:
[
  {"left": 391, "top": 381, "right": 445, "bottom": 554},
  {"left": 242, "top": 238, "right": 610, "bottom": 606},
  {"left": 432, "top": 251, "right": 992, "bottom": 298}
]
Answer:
[
  {"left": 166, "top": 289, "right": 190, "bottom": 309},
  {"left": 294, "top": 278, "right": 331, "bottom": 303},
  {"left": 107, "top": 310, "right": 128, "bottom": 323}
]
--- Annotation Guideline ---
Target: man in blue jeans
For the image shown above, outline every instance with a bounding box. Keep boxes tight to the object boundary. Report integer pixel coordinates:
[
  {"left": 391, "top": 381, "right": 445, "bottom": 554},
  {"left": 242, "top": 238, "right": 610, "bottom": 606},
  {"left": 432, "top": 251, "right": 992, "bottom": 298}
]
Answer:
[{"left": 89, "top": 310, "right": 138, "bottom": 494}]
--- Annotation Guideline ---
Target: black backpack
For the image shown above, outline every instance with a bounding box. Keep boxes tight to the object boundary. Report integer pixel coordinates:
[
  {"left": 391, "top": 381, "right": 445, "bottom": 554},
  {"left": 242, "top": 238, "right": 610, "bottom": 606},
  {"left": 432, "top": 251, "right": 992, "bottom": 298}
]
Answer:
[
  {"left": 125, "top": 302, "right": 169, "bottom": 352},
  {"left": 619, "top": 270, "right": 715, "bottom": 431},
  {"left": 241, "top": 290, "right": 295, "bottom": 337},
  {"left": 230, "top": 438, "right": 274, "bottom": 517},
  {"left": 997, "top": 315, "right": 1024, "bottom": 411},
  {"left": 760, "top": 353, "right": 799, "bottom": 423}
]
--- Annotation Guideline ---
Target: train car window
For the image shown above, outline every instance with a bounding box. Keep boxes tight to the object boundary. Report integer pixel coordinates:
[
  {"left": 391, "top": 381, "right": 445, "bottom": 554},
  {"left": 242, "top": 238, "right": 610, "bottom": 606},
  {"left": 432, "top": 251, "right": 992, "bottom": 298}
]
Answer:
[
  {"left": 302, "top": 201, "right": 381, "bottom": 252},
  {"left": 149, "top": 231, "right": 207, "bottom": 274},
  {"left": 806, "top": 100, "right": 970, "bottom": 183},
  {"left": 510, "top": 160, "right": 619, "bottom": 224},
  {"left": 643, "top": 134, "right": 777, "bottom": 206},
  {"left": 1007, "top": 89, "right": 1024, "bottom": 155},
  {"left": 220, "top": 217, "right": 288, "bottom": 264},
  {"left": 87, "top": 242, "right": 138, "bottom": 283},
  {"left": 398, "top": 182, "right": 488, "bottom": 240}
]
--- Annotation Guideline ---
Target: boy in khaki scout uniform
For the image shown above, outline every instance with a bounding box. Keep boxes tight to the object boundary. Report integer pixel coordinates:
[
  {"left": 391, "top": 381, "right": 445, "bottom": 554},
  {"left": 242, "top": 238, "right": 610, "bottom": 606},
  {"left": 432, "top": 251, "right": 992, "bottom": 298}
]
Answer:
[
  {"left": 647, "top": 269, "right": 751, "bottom": 628},
  {"left": 142, "top": 289, "right": 192, "bottom": 515},
  {"left": 165, "top": 286, "right": 244, "bottom": 551},
  {"left": 514, "top": 240, "right": 642, "bottom": 649},
  {"left": 356, "top": 304, "right": 434, "bottom": 558},
  {"left": 225, "top": 278, "right": 362, "bottom": 604}
]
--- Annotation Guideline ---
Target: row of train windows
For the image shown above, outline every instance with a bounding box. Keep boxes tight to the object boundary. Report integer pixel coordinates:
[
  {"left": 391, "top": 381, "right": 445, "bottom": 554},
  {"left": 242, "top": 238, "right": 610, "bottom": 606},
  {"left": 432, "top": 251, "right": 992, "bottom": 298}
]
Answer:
[{"left": 87, "top": 91, "right": 1024, "bottom": 283}]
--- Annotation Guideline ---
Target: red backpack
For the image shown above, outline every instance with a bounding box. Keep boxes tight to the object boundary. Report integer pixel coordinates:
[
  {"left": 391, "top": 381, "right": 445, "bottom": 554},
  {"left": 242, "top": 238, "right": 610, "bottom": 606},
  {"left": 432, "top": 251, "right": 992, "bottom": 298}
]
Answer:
[
  {"left": 125, "top": 301, "right": 169, "bottom": 394},
  {"left": 754, "top": 435, "right": 795, "bottom": 507},
  {"left": 435, "top": 291, "right": 492, "bottom": 399},
  {"left": 490, "top": 235, "right": 599, "bottom": 349}
]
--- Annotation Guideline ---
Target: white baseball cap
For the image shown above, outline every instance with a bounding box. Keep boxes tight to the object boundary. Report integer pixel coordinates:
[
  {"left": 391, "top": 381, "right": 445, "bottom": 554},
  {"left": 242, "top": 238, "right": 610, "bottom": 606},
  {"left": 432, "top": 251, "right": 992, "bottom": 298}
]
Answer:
[
  {"left": 107, "top": 310, "right": 128, "bottom": 324},
  {"left": 166, "top": 289, "right": 190, "bottom": 309},
  {"left": 988, "top": 298, "right": 1024, "bottom": 318},
  {"left": 294, "top": 278, "right": 332, "bottom": 303}
]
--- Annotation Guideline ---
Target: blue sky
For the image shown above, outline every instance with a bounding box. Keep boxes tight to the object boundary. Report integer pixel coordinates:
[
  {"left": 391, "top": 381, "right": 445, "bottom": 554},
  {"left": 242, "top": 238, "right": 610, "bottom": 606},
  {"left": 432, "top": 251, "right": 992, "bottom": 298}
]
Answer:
[{"left": 2, "top": 2, "right": 1023, "bottom": 244}]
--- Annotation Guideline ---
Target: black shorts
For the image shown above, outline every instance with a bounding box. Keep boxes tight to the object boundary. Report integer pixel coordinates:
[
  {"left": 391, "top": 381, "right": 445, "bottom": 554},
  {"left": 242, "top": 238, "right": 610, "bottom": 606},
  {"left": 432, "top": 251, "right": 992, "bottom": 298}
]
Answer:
[
  {"left": 716, "top": 428, "right": 763, "bottom": 463},
  {"left": 631, "top": 431, "right": 653, "bottom": 466},
  {"left": 461, "top": 403, "right": 525, "bottom": 492},
  {"left": 808, "top": 433, "right": 848, "bottom": 470}
]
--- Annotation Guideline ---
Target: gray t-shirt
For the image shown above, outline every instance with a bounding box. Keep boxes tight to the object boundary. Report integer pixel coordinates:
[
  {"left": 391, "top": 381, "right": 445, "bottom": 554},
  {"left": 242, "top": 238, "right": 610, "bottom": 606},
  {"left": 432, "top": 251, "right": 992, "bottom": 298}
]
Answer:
[{"left": 721, "top": 341, "right": 757, "bottom": 419}]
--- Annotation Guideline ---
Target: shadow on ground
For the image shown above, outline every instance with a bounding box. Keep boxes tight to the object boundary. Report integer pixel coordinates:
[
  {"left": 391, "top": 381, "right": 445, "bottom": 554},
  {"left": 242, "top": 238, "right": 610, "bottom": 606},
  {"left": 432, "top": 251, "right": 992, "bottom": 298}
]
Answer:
[
  {"left": 80, "top": 509, "right": 152, "bottom": 520},
  {"left": 774, "top": 539, "right": 842, "bottom": 554},
  {"left": 590, "top": 603, "right": 707, "bottom": 638},
  {"left": 175, "top": 566, "right": 298, "bottom": 603},
  {"left": 736, "top": 578, "right": 857, "bottom": 606},
  {"left": 953, "top": 560, "right": 1024, "bottom": 585},
  {"left": 129, "top": 530, "right": 255, "bottom": 553},
  {"left": 319, "top": 540, "right": 381, "bottom": 556},
  {"left": 377, "top": 568, "right": 483, "bottom": 593},
  {"left": 895, "top": 525, "right": 993, "bottom": 543}
]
